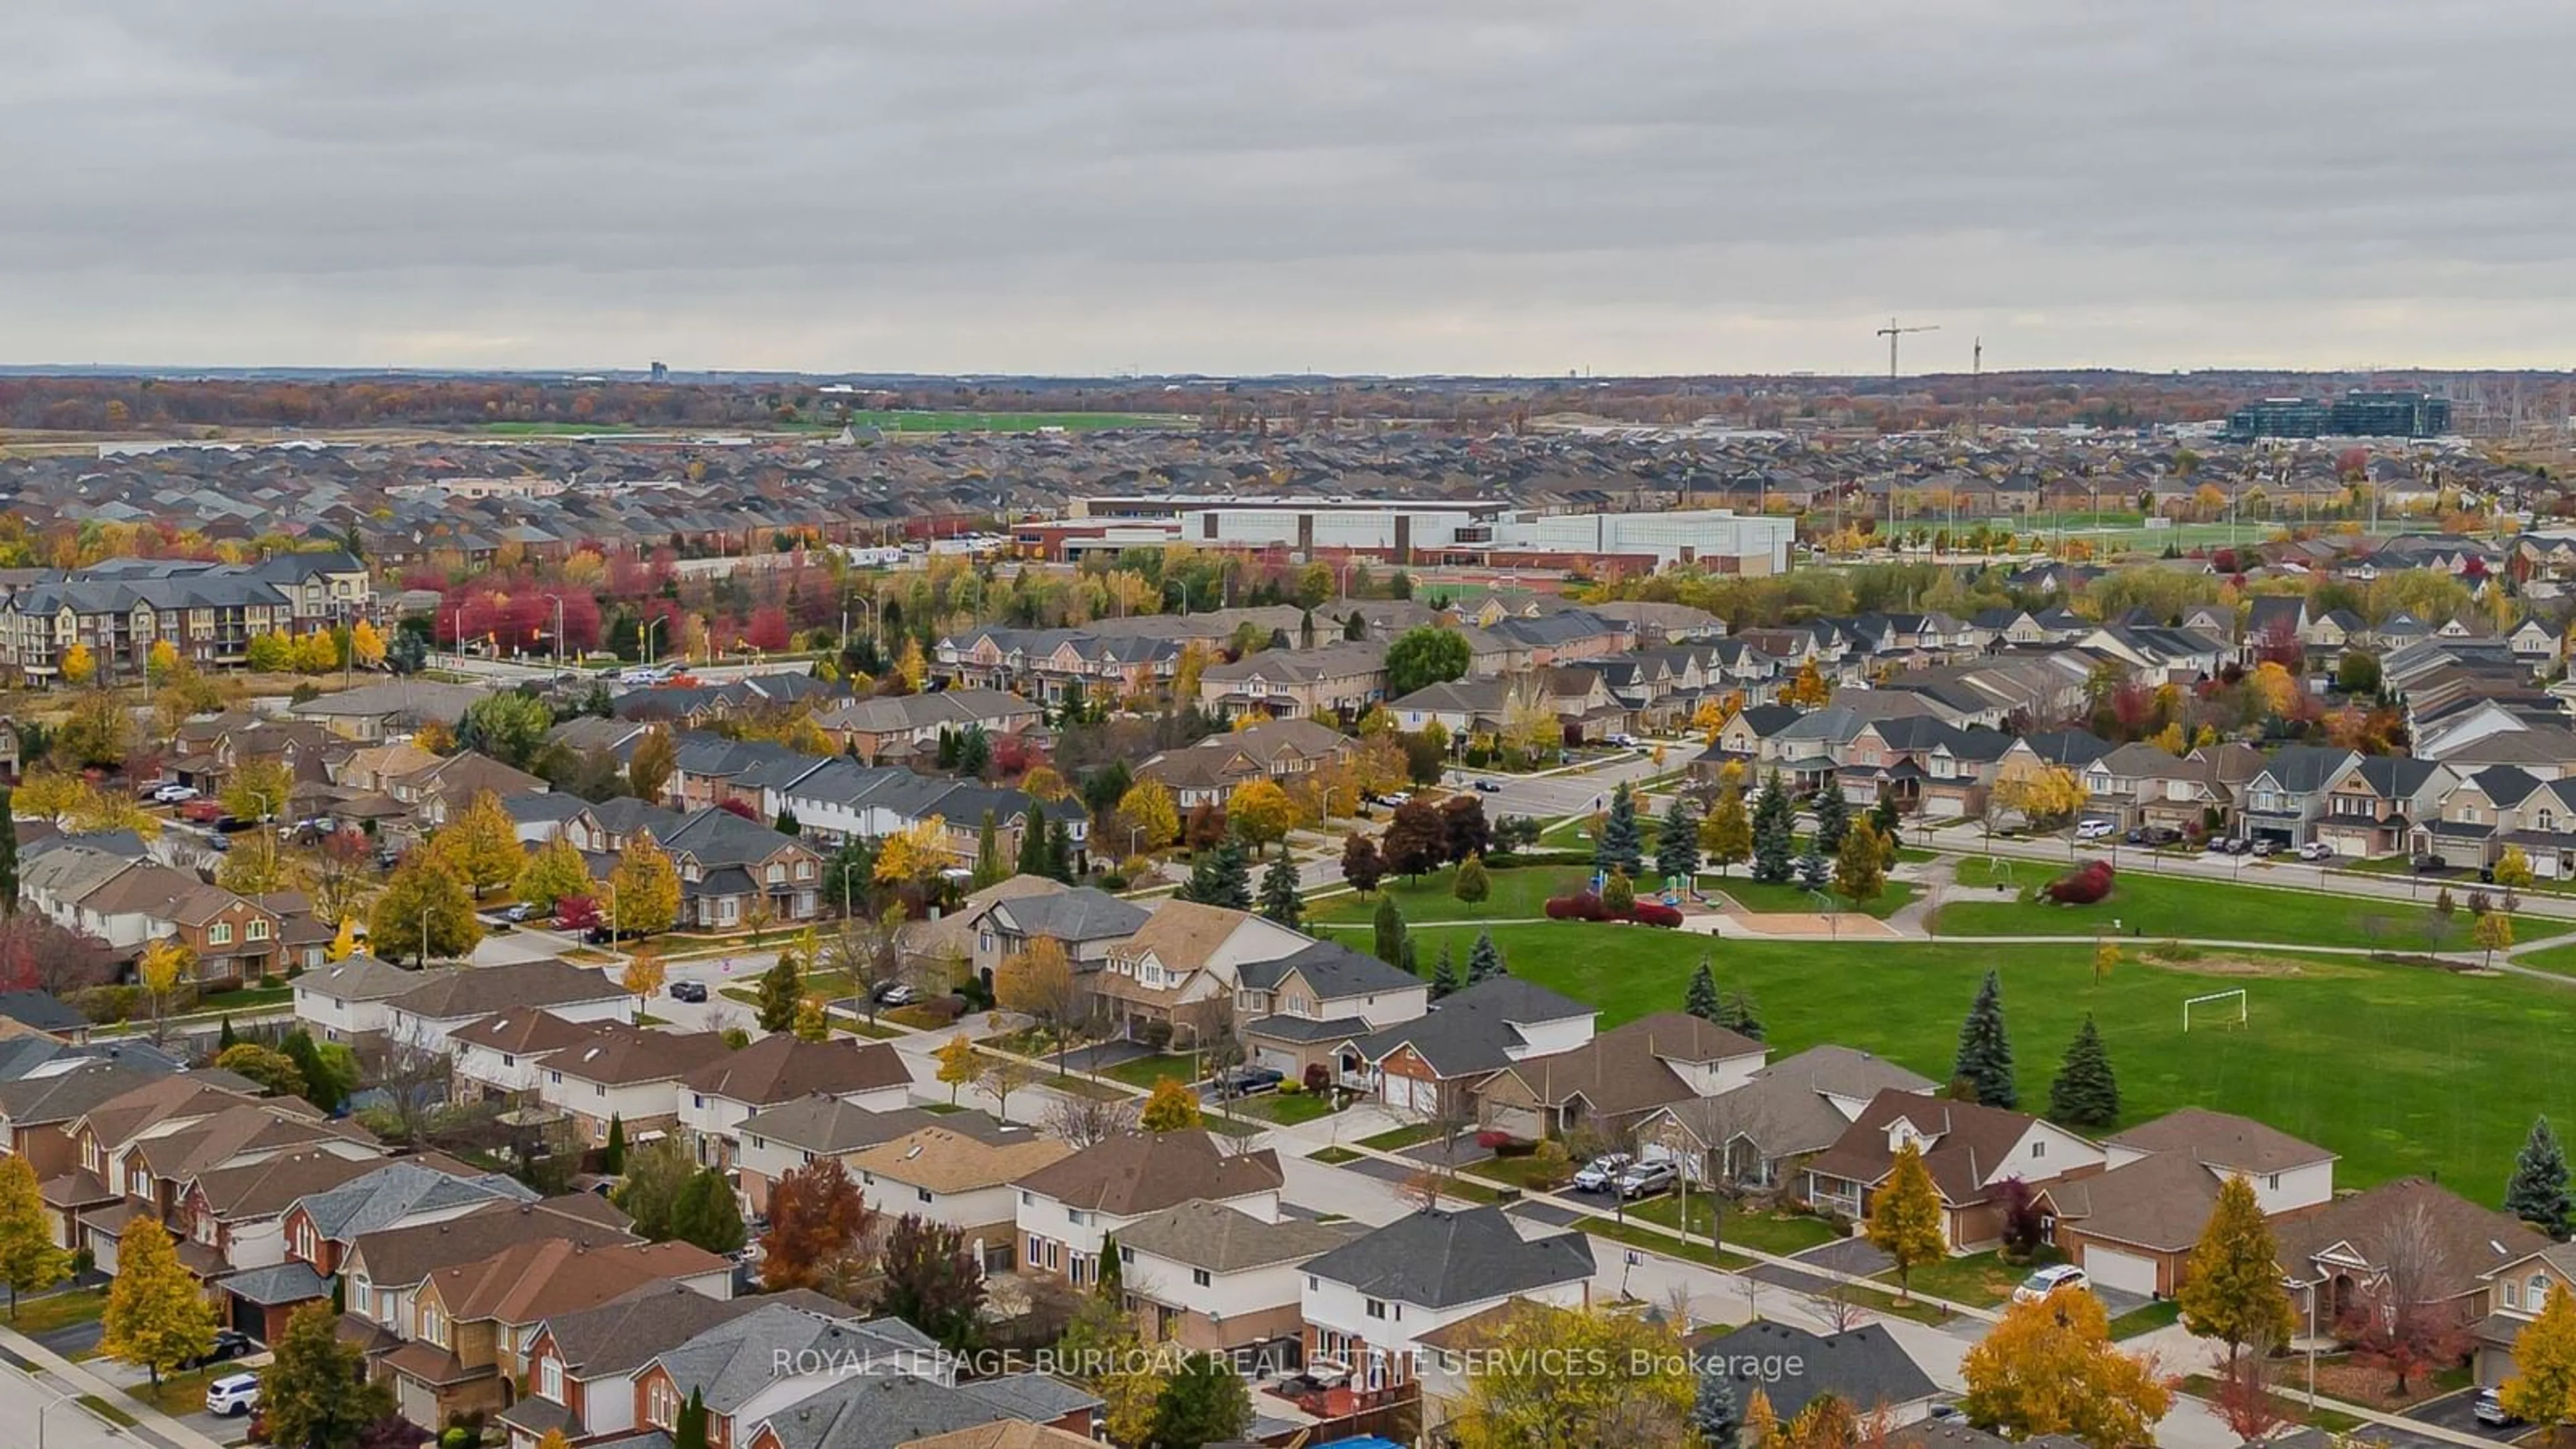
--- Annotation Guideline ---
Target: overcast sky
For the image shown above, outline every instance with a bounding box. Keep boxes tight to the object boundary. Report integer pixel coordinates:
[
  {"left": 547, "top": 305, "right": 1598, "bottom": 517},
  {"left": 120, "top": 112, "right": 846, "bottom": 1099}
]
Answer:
[{"left": 5, "top": 1, "right": 2571, "bottom": 376}]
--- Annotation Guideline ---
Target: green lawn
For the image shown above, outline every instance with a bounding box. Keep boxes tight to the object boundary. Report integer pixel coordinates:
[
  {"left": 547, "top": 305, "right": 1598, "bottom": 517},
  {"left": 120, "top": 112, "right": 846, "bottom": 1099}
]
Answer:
[
  {"left": 2515, "top": 941, "right": 2576, "bottom": 977},
  {"left": 1884, "top": 1248, "right": 2059, "bottom": 1308},
  {"left": 124, "top": 1366, "right": 221, "bottom": 1417},
  {"left": 78, "top": 1396, "right": 137, "bottom": 1430},
  {"left": 1400, "top": 916, "right": 2576, "bottom": 1190},
  {"left": 2109, "top": 1299, "right": 2184, "bottom": 1339},
  {"left": 827, "top": 410, "right": 1185, "bottom": 433},
  {"left": 1935, "top": 857, "right": 2544, "bottom": 951},
  {"left": 198, "top": 983, "right": 293, "bottom": 1013},
  {"left": 1314, "top": 864, "right": 1577, "bottom": 927},
  {"left": 1707, "top": 876, "right": 1918, "bottom": 920},
  {"left": 1627, "top": 1195, "right": 1838, "bottom": 1256},
  {"left": 1581, "top": 1215, "right": 1754, "bottom": 1273},
  {"left": 1358, "top": 1123, "right": 1442, "bottom": 1152},
  {"left": 1230, "top": 1091, "right": 1334, "bottom": 1126},
  {"left": 7, "top": 1286, "right": 105, "bottom": 1336},
  {"left": 1308, "top": 1146, "right": 1362, "bottom": 1165},
  {"left": 1098, "top": 1054, "right": 1203, "bottom": 1091},
  {"left": 1463, "top": 1155, "right": 1569, "bottom": 1192}
]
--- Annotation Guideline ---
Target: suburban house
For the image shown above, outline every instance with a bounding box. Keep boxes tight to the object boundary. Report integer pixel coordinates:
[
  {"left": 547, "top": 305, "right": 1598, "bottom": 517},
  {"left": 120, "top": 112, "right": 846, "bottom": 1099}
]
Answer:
[
  {"left": 271, "top": 1157, "right": 540, "bottom": 1289},
  {"left": 812, "top": 689, "right": 1044, "bottom": 764},
  {"left": 731, "top": 1102, "right": 953, "bottom": 1218},
  {"left": 1133, "top": 718, "right": 1359, "bottom": 810},
  {"left": 292, "top": 955, "right": 447, "bottom": 1046},
  {"left": 501, "top": 1284, "right": 864, "bottom": 1449},
  {"left": 449, "top": 1010, "right": 614, "bottom": 1104},
  {"left": 2475, "top": 1242, "right": 2576, "bottom": 1386},
  {"left": 1298, "top": 1205, "right": 1594, "bottom": 1397},
  {"left": 288, "top": 680, "right": 489, "bottom": 743},
  {"left": 651, "top": 806, "right": 828, "bottom": 930},
  {"left": 2312, "top": 754, "right": 2455, "bottom": 861},
  {"left": 2237, "top": 745, "right": 2361, "bottom": 850},
  {"left": 1114, "top": 1199, "right": 1363, "bottom": 1358},
  {"left": 624, "top": 1301, "right": 959, "bottom": 1449},
  {"left": 533, "top": 1023, "right": 736, "bottom": 1147},
  {"left": 338, "top": 1197, "right": 642, "bottom": 1387},
  {"left": 1198, "top": 644, "right": 1388, "bottom": 721},
  {"left": 19, "top": 842, "right": 282, "bottom": 980},
  {"left": 1688, "top": 1321, "right": 1941, "bottom": 1426},
  {"left": 1012, "top": 1130, "right": 1283, "bottom": 1290},
  {"left": 2273, "top": 1177, "right": 2548, "bottom": 1338},
  {"left": 2416, "top": 765, "right": 2576, "bottom": 878},
  {"left": 1086, "top": 901, "right": 1310, "bottom": 1046},
  {"left": 676, "top": 1033, "right": 914, "bottom": 1173},
  {"left": 380, "top": 958, "right": 635, "bottom": 1052},
  {"left": 965, "top": 889, "right": 1150, "bottom": 991},
  {"left": 1636, "top": 1046, "right": 1941, "bottom": 1194},
  {"left": 2052, "top": 1108, "right": 2337, "bottom": 1298},
  {"left": 383, "top": 1236, "right": 735, "bottom": 1430},
  {"left": 1804, "top": 1090, "right": 2108, "bottom": 1252},
  {"left": 1470, "top": 1012, "right": 1766, "bottom": 1141},
  {"left": 1344, "top": 977, "right": 1597, "bottom": 1118},
  {"left": 1236, "top": 940, "right": 1432, "bottom": 1082},
  {"left": 848, "top": 1122, "right": 1073, "bottom": 1277}
]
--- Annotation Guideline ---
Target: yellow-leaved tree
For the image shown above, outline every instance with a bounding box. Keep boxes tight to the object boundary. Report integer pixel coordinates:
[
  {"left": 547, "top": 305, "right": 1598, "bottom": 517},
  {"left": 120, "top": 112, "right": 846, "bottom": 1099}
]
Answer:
[
  {"left": 1140, "top": 1078, "right": 1203, "bottom": 1133},
  {"left": 619, "top": 946, "right": 667, "bottom": 1020},
  {"left": 608, "top": 833, "right": 683, "bottom": 937},
  {"left": 1446, "top": 1301, "right": 1695, "bottom": 1448},
  {"left": 349, "top": 619, "right": 387, "bottom": 668},
  {"left": 137, "top": 937, "right": 191, "bottom": 1044},
  {"left": 1959, "top": 1289, "right": 2171, "bottom": 1449},
  {"left": 2502, "top": 1280, "right": 2576, "bottom": 1436},
  {"left": 873, "top": 817, "right": 951, "bottom": 891},
  {"left": 1117, "top": 781, "right": 1179, "bottom": 853},
  {"left": 59, "top": 641, "right": 96, "bottom": 686},
  {"left": 1225, "top": 780, "right": 1295, "bottom": 854},
  {"left": 430, "top": 790, "right": 525, "bottom": 900},
  {"left": 516, "top": 833, "right": 594, "bottom": 914},
  {"left": 0, "top": 1153, "right": 70, "bottom": 1318},
  {"left": 324, "top": 916, "right": 358, "bottom": 963},
  {"left": 145, "top": 638, "right": 180, "bottom": 683},
  {"left": 933, "top": 1034, "right": 978, "bottom": 1106},
  {"left": 101, "top": 1217, "right": 217, "bottom": 1385},
  {"left": 1865, "top": 1140, "right": 1947, "bottom": 1303}
]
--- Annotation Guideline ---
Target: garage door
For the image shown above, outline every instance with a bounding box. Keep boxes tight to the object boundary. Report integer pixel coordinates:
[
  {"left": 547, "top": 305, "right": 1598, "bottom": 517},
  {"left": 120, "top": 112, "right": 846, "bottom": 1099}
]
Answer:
[
  {"left": 2084, "top": 1244, "right": 2159, "bottom": 1297},
  {"left": 1252, "top": 1044, "right": 1301, "bottom": 1074},
  {"left": 1485, "top": 1104, "right": 1546, "bottom": 1140},
  {"left": 1386, "top": 1075, "right": 1439, "bottom": 1116}
]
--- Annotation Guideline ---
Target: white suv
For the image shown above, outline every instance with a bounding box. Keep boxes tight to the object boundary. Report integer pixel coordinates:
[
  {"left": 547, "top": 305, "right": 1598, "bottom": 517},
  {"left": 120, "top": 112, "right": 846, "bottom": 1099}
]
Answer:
[
  {"left": 206, "top": 1372, "right": 260, "bottom": 1417},
  {"left": 2075, "top": 819, "right": 2115, "bottom": 841}
]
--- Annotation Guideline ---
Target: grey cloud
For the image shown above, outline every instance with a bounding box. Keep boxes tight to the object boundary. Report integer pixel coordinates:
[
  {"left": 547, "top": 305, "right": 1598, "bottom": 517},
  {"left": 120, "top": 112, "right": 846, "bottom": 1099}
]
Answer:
[{"left": 1, "top": 0, "right": 2571, "bottom": 373}]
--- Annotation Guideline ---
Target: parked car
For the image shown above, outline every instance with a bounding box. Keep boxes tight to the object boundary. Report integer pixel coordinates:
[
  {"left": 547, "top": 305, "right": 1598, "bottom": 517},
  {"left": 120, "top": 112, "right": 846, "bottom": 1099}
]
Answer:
[
  {"left": 666, "top": 980, "right": 708, "bottom": 1004},
  {"left": 184, "top": 1330, "right": 255, "bottom": 1370},
  {"left": 1472, "top": 779, "right": 1503, "bottom": 793},
  {"left": 2123, "top": 827, "right": 2147, "bottom": 845},
  {"left": 871, "top": 981, "right": 916, "bottom": 1007},
  {"left": 2475, "top": 1389, "right": 2522, "bottom": 1428},
  {"left": 179, "top": 799, "right": 225, "bottom": 824},
  {"left": 1215, "top": 1065, "right": 1285, "bottom": 1096},
  {"left": 1571, "top": 1153, "right": 1634, "bottom": 1193},
  {"left": 206, "top": 1373, "right": 261, "bottom": 1417},
  {"left": 500, "top": 903, "right": 531, "bottom": 923},
  {"left": 2249, "top": 839, "right": 2279, "bottom": 857},
  {"left": 2076, "top": 819, "right": 2116, "bottom": 841},
  {"left": 1373, "top": 791, "right": 1413, "bottom": 807},
  {"left": 2012, "top": 1264, "right": 2090, "bottom": 1302},
  {"left": 2297, "top": 842, "right": 2334, "bottom": 861},
  {"left": 2413, "top": 853, "right": 2448, "bottom": 873},
  {"left": 1613, "top": 1160, "right": 1678, "bottom": 1199},
  {"left": 151, "top": 783, "right": 199, "bottom": 804},
  {"left": 2145, "top": 826, "right": 2182, "bottom": 846}
]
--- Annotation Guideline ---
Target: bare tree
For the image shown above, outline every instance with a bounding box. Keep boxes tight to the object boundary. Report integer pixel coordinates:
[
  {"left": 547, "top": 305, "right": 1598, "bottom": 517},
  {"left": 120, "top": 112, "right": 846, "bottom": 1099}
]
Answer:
[
  {"left": 2215, "top": 1325, "right": 2292, "bottom": 1444},
  {"left": 975, "top": 1055, "right": 1040, "bottom": 1124},
  {"left": 1042, "top": 1093, "right": 1141, "bottom": 1148},
  {"left": 360, "top": 1022, "right": 460, "bottom": 1148},
  {"left": 1810, "top": 1280, "right": 1868, "bottom": 1335},
  {"left": 826, "top": 908, "right": 906, "bottom": 1024},
  {"left": 2339, "top": 1200, "right": 2473, "bottom": 1395}
]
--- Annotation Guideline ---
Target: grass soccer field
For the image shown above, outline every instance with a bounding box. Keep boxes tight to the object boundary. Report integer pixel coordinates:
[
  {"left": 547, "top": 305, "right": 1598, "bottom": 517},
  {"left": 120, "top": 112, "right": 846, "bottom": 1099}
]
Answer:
[
  {"left": 1380, "top": 916, "right": 2575, "bottom": 1192},
  {"left": 1933, "top": 855, "right": 2549, "bottom": 952}
]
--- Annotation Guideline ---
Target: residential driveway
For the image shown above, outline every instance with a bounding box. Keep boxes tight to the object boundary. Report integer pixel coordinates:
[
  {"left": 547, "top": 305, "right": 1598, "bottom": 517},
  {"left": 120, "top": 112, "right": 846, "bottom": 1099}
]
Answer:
[
  {"left": 30, "top": 1318, "right": 101, "bottom": 1360},
  {"left": 1053, "top": 1040, "right": 1156, "bottom": 1074},
  {"left": 1398, "top": 1137, "right": 1491, "bottom": 1168},
  {"left": 1507, "top": 1199, "right": 1586, "bottom": 1228},
  {"left": 2400, "top": 1387, "right": 2523, "bottom": 1444},
  {"left": 2092, "top": 1284, "right": 2150, "bottom": 1320},
  {"left": 1793, "top": 1238, "right": 1892, "bottom": 1276}
]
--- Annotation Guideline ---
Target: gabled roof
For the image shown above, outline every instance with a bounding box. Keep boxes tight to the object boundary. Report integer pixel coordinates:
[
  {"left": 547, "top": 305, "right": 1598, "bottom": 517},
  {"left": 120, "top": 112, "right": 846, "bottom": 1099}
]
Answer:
[
  {"left": 298, "top": 954, "right": 445, "bottom": 1004},
  {"left": 388, "top": 959, "right": 631, "bottom": 1022},
  {"left": 1350, "top": 975, "right": 1595, "bottom": 1079},
  {"left": 682, "top": 1034, "right": 910, "bottom": 1105},
  {"left": 1011, "top": 1130, "right": 1281, "bottom": 1216},
  {"left": 844, "top": 1124, "right": 1071, "bottom": 1195},
  {"left": 1805, "top": 1089, "right": 2067, "bottom": 1207},
  {"left": 1301, "top": 1205, "right": 1594, "bottom": 1309},
  {"left": 292, "top": 1158, "right": 537, "bottom": 1243},
  {"left": 1233, "top": 938, "right": 1423, "bottom": 1000},
  {"left": 986, "top": 889, "right": 1149, "bottom": 944},
  {"left": 1690, "top": 1320, "right": 1937, "bottom": 1421},
  {"left": 347, "top": 1196, "right": 640, "bottom": 1287},
  {"left": 545, "top": 1025, "right": 733, "bottom": 1087},
  {"left": 1114, "top": 1198, "right": 1362, "bottom": 1273},
  {"left": 2103, "top": 1107, "right": 2334, "bottom": 1175}
]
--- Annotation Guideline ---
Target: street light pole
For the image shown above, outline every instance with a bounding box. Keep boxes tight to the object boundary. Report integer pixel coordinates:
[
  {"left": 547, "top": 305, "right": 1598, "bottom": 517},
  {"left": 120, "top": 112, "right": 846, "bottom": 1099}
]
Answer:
[{"left": 35, "top": 1388, "right": 77, "bottom": 1449}]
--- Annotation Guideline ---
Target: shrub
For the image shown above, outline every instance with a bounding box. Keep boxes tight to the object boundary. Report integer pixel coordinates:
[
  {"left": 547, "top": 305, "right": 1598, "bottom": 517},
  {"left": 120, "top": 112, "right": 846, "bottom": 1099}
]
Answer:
[
  {"left": 2045, "top": 858, "right": 2116, "bottom": 905},
  {"left": 1527, "top": 1138, "right": 1572, "bottom": 1189},
  {"left": 76, "top": 984, "right": 144, "bottom": 1024},
  {"left": 1628, "top": 900, "right": 1684, "bottom": 928},
  {"left": 1278, "top": 1080, "right": 1302, "bottom": 1096},
  {"left": 1303, "top": 1063, "right": 1330, "bottom": 1094},
  {"left": 1492, "top": 1136, "right": 1540, "bottom": 1159},
  {"left": 1140, "top": 1019, "right": 1175, "bottom": 1051}
]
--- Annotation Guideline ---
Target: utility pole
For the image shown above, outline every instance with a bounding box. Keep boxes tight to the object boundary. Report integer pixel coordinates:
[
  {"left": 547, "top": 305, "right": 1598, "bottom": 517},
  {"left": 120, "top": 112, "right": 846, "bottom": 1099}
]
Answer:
[
  {"left": 1876, "top": 317, "right": 1939, "bottom": 380},
  {"left": 1970, "top": 337, "right": 1983, "bottom": 439}
]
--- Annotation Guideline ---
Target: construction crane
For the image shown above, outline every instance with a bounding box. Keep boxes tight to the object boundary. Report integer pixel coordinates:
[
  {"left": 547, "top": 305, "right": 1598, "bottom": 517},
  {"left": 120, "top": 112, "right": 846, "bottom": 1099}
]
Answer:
[{"left": 1876, "top": 317, "right": 1939, "bottom": 380}]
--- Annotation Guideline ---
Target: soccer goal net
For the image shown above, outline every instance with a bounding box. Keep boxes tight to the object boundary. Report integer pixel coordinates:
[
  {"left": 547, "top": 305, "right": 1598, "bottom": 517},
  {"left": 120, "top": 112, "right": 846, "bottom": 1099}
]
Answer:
[{"left": 2182, "top": 988, "right": 2247, "bottom": 1032}]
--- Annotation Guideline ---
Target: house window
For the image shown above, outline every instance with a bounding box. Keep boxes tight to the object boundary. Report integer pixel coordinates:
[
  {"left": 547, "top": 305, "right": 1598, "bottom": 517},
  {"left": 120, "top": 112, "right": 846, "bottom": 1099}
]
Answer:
[
  {"left": 766, "top": 863, "right": 784, "bottom": 884},
  {"left": 2506, "top": 1280, "right": 2524, "bottom": 1310},
  {"left": 247, "top": 918, "right": 270, "bottom": 942},
  {"left": 1192, "top": 1268, "right": 1212, "bottom": 1288},
  {"left": 2535, "top": 1274, "right": 2553, "bottom": 1308},
  {"left": 1028, "top": 1234, "right": 1044, "bottom": 1267},
  {"left": 1020, "top": 1190, "right": 1034, "bottom": 1207},
  {"left": 796, "top": 860, "right": 814, "bottom": 880},
  {"left": 2029, "top": 1141, "right": 2045, "bottom": 1160},
  {"left": 2264, "top": 1174, "right": 2280, "bottom": 1191},
  {"left": 210, "top": 923, "right": 233, "bottom": 946},
  {"left": 1365, "top": 1298, "right": 1387, "bottom": 1320},
  {"left": 549, "top": 1071, "right": 562, "bottom": 1085},
  {"left": 916, "top": 1187, "right": 933, "bottom": 1205},
  {"left": 647, "top": 1379, "right": 678, "bottom": 1429}
]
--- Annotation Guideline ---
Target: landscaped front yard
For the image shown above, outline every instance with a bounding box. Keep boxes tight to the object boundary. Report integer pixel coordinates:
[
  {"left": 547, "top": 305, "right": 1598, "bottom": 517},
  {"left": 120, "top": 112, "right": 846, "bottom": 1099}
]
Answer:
[
  {"left": 1625, "top": 1195, "right": 1839, "bottom": 1257},
  {"left": 1097, "top": 1054, "right": 1203, "bottom": 1091},
  {"left": 1881, "top": 1248, "right": 2059, "bottom": 1308},
  {"left": 6, "top": 1285, "right": 105, "bottom": 1337},
  {"left": 1395, "top": 913, "right": 2576, "bottom": 1191}
]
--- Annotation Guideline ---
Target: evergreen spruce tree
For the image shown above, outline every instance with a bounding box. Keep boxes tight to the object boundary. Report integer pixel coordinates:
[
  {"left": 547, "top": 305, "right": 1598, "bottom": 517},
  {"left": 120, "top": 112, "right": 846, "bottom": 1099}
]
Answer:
[
  {"left": 1596, "top": 782, "right": 1646, "bottom": 877},
  {"left": 1430, "top": 946, "right": 1460, "bottom": 1000},
  {"left": 1046, "top": 816, "right": 1075, "bottom": 882},
  {"left": 1794, "top": 848, "right": 1830, "bottom": 894},
  {"left": 1812, "top": 784, "right": 1850, "bottom": 855},
  {"left": 1372, "top": 894, "right": 1407, "bottom": 971},
  {"left": 2046, "top": 1016, "right": 2119, "bottom": 1128},
  {"left": 1258, "top": 854, "right": 1303, "bottom": 929},
  {"left": 0, "top": 789, "right": 17, "bottom": 914},
  {"left": 1693, "top": 1365, "right": 1742, "bottom": 1449},
  {"left": 973, "top": 812, "right": 1005, "bottom": 890},
  {"left": 1656, "top": 795, "right": 1702, "bottom": 885},
  {"left": 2509, "top": 1115, "right": 2575, "bottom": 1238},
  {"left": 1180, "top": 839, "right": 1252, "bottom": 910},
  {"left": 1684, "top": 960, "right": 1721, "bottom": 1022},
  {"left": 1870, "top": 792, "right": 1902, "bottom": 845},
  {"left": 1721, "top": 989, "right": 1765, "bottom": 1041},
  {"left": 1016, "top": 804, "right": 1050, "bottom": 877},
  {"left": 1750, "top": 773, "right": 1796, "bottom": 883},
  {"left": 673, "top": 1388, "right": 710, "bottom": 1449},
  {"left": 755, "top": 953, "right": 803, "bottom": 1034},
  {"left": 602, "top": 1114, "right": 627, "bottom": 1175},
  {"left": 1466, "top": 929, "right": 1506, "bottom": 983},
  {"left": 1953, "top": 969, "right": 2017, "bottom": 1109},
  {"left": 217, "top": 1016, "right": 237, "bottom": 1051}
]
